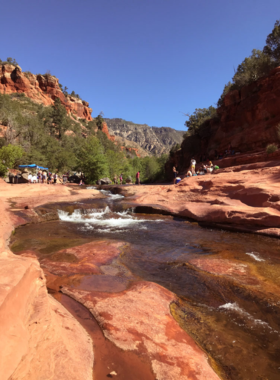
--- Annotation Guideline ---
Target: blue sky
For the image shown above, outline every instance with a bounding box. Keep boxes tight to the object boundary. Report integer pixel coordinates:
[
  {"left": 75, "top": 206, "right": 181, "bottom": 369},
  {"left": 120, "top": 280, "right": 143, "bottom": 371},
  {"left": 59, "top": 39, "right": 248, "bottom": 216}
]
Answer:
[{"left": 0, "top": 0, "right": 279, "bottom": 130}]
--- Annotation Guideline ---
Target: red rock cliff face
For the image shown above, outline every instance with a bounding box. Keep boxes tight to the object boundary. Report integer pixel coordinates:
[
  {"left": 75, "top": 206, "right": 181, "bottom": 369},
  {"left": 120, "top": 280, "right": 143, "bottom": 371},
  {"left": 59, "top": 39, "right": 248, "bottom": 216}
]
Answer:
[
  {"left": 100, "top": 122, "right": 116, "bottom": 142},
  {"left": 207, "top": 66, "right": 280, "bottom": 155},
  {"left": 170, "top": 66, "right": 280, "bottom": 173},
  {"left": 0, "top": 64, "right": 92, "bottom": 120}
]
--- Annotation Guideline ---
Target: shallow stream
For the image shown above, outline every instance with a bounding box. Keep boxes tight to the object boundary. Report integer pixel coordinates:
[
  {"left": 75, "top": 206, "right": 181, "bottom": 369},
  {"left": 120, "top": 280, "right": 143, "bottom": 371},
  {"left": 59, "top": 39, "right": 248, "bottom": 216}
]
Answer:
[{"left": 10, "top": 189, "right": 280, "bottom": 380}]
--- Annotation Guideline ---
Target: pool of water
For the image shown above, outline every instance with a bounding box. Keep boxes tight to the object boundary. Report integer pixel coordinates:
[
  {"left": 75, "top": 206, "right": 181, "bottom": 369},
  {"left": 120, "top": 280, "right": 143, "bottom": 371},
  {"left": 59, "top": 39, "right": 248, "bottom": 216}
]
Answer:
[{"left": 10, "top": 196, "right": 280, "bottom": 380}]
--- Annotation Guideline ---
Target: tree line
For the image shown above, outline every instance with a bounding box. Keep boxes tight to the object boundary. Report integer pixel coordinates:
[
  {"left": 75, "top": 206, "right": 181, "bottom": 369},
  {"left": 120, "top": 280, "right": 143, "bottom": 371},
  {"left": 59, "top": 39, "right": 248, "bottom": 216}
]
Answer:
[
  {"left": 0, "top": 93, "right": 168, "bottom": 183},
  {"left": 182, "top": 19, "right": 280, "bottom": 139}
]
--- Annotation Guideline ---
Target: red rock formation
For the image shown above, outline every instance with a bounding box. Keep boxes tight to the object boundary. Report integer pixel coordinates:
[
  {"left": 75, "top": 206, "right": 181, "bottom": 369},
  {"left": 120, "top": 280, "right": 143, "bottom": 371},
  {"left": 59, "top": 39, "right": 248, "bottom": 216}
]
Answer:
[
  {"left": 120, "top": 145, "right": 141, "bottom": 157},
  {"left": 100, "top": 121, "right": 116, "bottom": 141},
  {"left": 97, "top": 122, "right": 141, "bottom": 156},
  {"left": 115, "top": 159, "right": 280, "bottom": 237},
  {"left": 0, "top": 180, "right": 106, "bottom": 380},
  {"left": 0, "top": 124, "right": 7, "bottom": 137},
  {"left": 210, "top": 66, "right": 280, "bottom": 155},
  {"left": 171, "top": 67, "right": 280, "bottom": 173},
  {"left": 0, "top": 251, "right": 93, "bottom": 380},
  {"left": 40, "top": 240, "right": 125, "bottom": 276},
  {"left": 63, "top": 281, "right": 220, "bottom": 380},
  {"left": 0, "top": 65, "right": 92, "bottom": 120}
]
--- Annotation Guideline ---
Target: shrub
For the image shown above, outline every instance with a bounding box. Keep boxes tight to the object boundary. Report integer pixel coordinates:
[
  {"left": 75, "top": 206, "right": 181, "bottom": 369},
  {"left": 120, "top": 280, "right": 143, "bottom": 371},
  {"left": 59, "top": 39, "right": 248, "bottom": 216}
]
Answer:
[
  {"left": 0, "top": 144, "right": 24, "bottom": 176},
  {"left": 266, "top": 143, "right": 278, "bottom": 154}
]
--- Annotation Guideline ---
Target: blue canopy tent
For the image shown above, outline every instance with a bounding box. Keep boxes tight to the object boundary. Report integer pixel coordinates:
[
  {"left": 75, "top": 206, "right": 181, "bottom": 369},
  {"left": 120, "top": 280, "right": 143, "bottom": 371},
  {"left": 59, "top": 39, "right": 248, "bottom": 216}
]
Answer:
[{"left": 18, "top": 164, "right": 48, "bottom": 170}]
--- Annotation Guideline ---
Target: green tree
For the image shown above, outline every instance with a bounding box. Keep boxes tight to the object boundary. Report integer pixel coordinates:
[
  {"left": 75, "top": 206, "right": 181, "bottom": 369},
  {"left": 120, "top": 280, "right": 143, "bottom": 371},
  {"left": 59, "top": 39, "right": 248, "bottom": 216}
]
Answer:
[
  {"left": 50, "top": 98, "right": 68, "bottom": 138},
  {"left": 77, "top": 136, "right": 109, "bottom": 183},
  {"left": 0, "top": 144, "right": 24, "bottom": 176},
  {"left": 184, "top": 106, "right": 216, "bottom": 136},
  {"left": 232, "top": 49, "right": 274, "bottom": 88},
  {"left": 106, "top": 149, "right": 126, "bottom": 179},
  {"left": 263, "top": 20, "right": 280, "bottom": 64},
  {"left": 6, "top": 57, "right": 18, "bottom": 65},
  {"left": 95, "top": 113, "right": 104, "bottom": 130}
]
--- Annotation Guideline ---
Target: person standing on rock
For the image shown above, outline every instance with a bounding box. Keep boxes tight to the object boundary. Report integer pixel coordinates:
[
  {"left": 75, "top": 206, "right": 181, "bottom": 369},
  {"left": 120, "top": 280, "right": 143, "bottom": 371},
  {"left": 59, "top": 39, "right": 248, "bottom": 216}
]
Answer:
[
  {"left": 119, "top": 173, "right": 123, "bottom": 185},
  {"left": 190, "top": 158, "right": 196, "bottom": 175},
  {"left": 173, "top": 166, "right": 178, "bottom": 184},
  {"left": 136, "top": 171, "right": 140, "bottom": 185}
]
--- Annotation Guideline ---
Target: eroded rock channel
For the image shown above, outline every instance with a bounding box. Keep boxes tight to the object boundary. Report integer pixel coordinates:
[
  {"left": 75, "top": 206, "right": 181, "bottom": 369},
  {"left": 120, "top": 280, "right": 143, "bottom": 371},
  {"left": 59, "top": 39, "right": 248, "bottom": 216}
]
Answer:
[{"left": 10, "top": 189, "right": 280, "bottom": 380}]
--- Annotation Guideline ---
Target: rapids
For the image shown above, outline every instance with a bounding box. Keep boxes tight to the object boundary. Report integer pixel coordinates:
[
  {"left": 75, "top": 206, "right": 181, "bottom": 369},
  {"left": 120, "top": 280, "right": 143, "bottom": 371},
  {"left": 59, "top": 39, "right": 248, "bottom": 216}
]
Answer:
[{"left": 10, "top": 189, "right": 280, "bottom": 380}]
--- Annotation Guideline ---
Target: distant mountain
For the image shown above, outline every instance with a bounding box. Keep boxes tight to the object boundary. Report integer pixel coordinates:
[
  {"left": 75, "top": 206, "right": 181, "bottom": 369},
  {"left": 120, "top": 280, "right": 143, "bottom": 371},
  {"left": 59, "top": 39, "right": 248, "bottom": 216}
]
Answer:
[{"left": 104, "top": 118, "right": 184, "bottom": 155}]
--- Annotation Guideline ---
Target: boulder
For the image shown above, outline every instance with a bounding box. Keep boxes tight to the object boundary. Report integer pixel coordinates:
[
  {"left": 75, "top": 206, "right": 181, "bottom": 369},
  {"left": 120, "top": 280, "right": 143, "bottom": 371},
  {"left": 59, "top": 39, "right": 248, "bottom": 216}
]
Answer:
[{"left": 98, "top": 177, "right": 112, "bottom": 185}]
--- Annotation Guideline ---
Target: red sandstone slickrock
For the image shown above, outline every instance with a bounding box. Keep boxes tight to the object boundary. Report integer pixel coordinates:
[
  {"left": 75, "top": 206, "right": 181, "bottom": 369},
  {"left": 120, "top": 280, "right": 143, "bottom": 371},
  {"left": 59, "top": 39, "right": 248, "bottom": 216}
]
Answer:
[
  {"left": 40, "top": 240, "right": 125, "bottom": 275},
  {"left": 0, "top": 251, "right": 93, "bottom": 380},
  {"left": 121, "top": 159, "right": 280, "bottom": 237},
  {"left": 0, "top": 180, "right": 99, "bottom": 380},
  {"left": 63, "top": 281, "right": 220, "bottom": 380}
]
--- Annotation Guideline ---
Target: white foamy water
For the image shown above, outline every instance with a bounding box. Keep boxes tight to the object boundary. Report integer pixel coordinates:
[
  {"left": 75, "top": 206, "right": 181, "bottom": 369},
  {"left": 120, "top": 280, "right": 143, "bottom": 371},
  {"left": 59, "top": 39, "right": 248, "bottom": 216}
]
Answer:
[
  {"left": 245, "top": 252, "right": 265, "bottom": 262},
  {"left": 58, "top": 207, "right": 160, "bottom": 232},
  {"left": 219, "top": 302, "right": 278, "bottom": 334},
  {"left": 100, "top": 189, "right": 124, "bottom": 200}
]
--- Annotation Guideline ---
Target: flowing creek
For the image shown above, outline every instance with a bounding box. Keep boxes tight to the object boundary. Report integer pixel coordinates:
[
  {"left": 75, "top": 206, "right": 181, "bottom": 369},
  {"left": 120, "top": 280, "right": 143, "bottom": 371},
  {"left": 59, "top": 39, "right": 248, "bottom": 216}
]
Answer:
[{"left": 10, "top": 189, "right": 280, "bottom": 380}]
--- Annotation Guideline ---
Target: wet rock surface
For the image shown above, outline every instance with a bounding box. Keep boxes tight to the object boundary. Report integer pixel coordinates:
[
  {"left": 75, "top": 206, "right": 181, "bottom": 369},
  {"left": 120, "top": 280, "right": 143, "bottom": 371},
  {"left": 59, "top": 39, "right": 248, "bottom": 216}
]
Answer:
[{"left": 62, "top": 281, "right": 220, "bottom": 380}]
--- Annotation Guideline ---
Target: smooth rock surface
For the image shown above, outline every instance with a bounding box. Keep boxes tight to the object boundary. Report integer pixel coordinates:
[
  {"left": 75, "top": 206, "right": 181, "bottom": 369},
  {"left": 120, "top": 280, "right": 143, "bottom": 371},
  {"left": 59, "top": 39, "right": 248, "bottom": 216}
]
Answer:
[
  {"left": 40, "top": 240, "right": 125, "bottom": 275},
  {"left": 63, "top": 281, "right": 220, "bottom": 380},
  {"left": 117, "top": 162, "right": 280, "bottom": 237},
  {"left": 0, "top": 179, "right": 97, "bottom": 380}
]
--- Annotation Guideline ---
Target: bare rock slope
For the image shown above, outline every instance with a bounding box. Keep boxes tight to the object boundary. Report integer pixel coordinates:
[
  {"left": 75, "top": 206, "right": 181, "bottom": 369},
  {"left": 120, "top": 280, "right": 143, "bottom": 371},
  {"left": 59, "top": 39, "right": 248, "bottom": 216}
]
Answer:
[{"left": 105, "top": 118, "right": 184, "bottom": 155}]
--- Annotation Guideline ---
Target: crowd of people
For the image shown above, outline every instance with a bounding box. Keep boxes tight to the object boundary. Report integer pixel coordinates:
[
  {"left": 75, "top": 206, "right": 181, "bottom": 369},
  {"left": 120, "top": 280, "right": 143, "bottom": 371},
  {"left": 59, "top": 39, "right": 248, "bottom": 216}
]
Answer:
[
  {"left": 173, "top": 157, "right": 218, "bottom": 185},
  {"left": 27, "top": 171, "right": 67, "bottom": 185}
]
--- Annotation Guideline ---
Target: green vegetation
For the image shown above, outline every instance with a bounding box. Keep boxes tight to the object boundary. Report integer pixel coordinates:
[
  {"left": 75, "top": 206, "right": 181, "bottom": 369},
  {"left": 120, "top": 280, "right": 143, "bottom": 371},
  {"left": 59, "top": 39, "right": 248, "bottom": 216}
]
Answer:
[
  {"left": 182, "top": 18, "right": 280, "bottom": 147},
  {"left": 184, "top": 106, "right": 217, "bottom": 136},
  {"left": 217, "top": 20, "right": 280, "bottom": 107},
  {"left": 0, "top": 92, "right": 168, "bottom": 183},
  {"left": 0, "top": 144, "right": 24, "bottom": 176},
  {"left": 0, "top": 57, "right": 18, "bottom": 66},
  {"left": 266, "top": 143, "right": 278, "bottom": 154}
]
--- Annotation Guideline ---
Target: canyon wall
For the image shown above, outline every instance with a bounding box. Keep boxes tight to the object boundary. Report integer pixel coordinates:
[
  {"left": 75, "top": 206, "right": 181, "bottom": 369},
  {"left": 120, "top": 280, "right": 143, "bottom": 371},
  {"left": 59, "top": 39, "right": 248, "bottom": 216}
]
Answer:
[
  {"left": 170, "top": 66, "right": 280, "bottom": 172},
  {"left": 0, "top": 64, "right": 92, "bottom": 120},
  {"left": 208, "top": 66, "right": 280, "bottom": 155}
]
